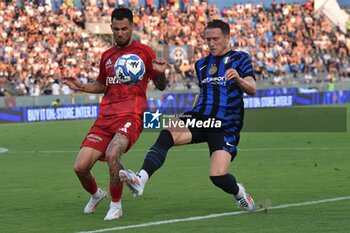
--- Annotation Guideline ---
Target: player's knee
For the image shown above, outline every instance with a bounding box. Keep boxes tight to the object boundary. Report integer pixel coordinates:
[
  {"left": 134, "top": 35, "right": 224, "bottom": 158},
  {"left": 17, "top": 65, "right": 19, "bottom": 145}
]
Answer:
[
  {"left": 73, "top": 163, "right": 89, "bottom": 176},
  {"left": 170, "top": 131, "right": 181, "bottom": 145},
  {"left": 168, "top": 128, "right": 192, "bottom": 145},
  {"left": 105, "top": 144, "right": 124, "bottom": 162},
  {"left": 105, "top": 150, "right": 121, "bottom": 163},
  {"left": 210, "top": 168, "right": 227, "bottom": 177},
  {"left": 105, "top": 143, "right": 126, "bottom": 161}
]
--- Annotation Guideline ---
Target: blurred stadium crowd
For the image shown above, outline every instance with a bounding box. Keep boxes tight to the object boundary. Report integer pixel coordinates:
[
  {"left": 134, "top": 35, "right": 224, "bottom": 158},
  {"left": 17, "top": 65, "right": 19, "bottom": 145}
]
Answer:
[{"left": 1, "top": 0, "right": 349, "bottom": 96}]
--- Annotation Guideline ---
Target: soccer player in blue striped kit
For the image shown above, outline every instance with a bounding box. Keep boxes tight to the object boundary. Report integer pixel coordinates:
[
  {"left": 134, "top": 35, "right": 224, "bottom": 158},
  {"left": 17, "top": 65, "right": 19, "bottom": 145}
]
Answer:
[{"left": 120, "top": 19, "right": 257, "bottom": 211}]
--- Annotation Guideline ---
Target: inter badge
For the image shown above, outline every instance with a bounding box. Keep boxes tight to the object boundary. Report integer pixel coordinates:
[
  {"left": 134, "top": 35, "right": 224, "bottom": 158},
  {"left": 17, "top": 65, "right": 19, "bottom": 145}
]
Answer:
[{"left": 209, "top": 64, "right": 217, "bottom": 75}]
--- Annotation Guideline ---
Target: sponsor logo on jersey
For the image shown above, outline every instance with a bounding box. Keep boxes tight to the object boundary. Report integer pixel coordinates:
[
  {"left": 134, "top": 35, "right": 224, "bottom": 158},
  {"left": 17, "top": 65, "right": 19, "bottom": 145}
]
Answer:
[
  {"left": 202, "top": 76, "right": 227, "bottom": 86},
  {"left": 225, "top": 142, "right": 235, "bottom": 147},
  {"left": 87, "top": 134, "right": 103, "bottom": 143},
  {"left": 199, "top": 64, "right": 207, "bottom": 71},
  {"left": 105, "top": 58, "right": 113, "bottom": 69},
  {"left": 106, "top": 76, "right": 122, "bottom": 85},
  {"left": 119, "top": 122, "right": 132, "bottom": 133}
]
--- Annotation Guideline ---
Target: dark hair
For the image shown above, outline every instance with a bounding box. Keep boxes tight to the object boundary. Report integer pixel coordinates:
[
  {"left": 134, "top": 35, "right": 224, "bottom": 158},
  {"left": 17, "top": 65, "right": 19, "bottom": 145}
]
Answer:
[
  {"left": 111, "top": 7, "right": 133, "bottom": 23},
  {"left": 206, "top": 19, "right": 230, "bottom": 35}
]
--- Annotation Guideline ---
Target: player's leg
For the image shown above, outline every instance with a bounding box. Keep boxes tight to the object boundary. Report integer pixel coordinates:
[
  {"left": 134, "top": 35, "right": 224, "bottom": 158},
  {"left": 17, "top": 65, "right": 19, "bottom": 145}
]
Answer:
[
  {"left": 209, "top": 151, "right": 255, "bottom": 211},
  {"left": 141, "top": 126, "right": 192, "bottom": 176},
  {"left": 208, "top": 132, "right": 256, "bottom": 211},
  {"left": 120, "top": 117, "right": 194, "bottom": 196},
  {"left": 74, "top": 147, "right": 107, "bottom": 214},
  {"left": 77, "top": 123, "right": 119, "bottom": 215},
  {"left": 104, "top": 118, "right": 142, "bottom": 220},
  {"left": 103, "top": 133, "right": 128, "bottom": 220}
]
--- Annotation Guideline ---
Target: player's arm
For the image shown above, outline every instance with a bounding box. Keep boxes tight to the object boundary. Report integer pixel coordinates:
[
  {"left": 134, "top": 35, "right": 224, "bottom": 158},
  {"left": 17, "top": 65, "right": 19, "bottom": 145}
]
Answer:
[
  {"left": 235, "top": 75, "right": 256, "bottom": 96},
  {"left": 153, "top": 72, "right": 166, "bottom": 91},
  {"left": 80, "top": 80, "right": 106, "bottom": 93},
  {"left": 63, "top": 76, "right": 106, "bottom": 94},
  {"left": 152, "top": 57, "right": 167, "bottom": 91},
  {"left": 192, "top": 94, "right": 199, "bottom": 108},
  {"left": 225, "top": 69, "right": 256, "bottom": 96},
  {"left": 192, "top": 61, "right": 201, "bottom": 108}
]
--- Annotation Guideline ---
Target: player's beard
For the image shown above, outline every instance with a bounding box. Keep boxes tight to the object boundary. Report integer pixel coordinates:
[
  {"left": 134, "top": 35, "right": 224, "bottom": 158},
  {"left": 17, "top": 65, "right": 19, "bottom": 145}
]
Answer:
[{"left": 115, "top": 36, "right": 132, "bottom": 48}]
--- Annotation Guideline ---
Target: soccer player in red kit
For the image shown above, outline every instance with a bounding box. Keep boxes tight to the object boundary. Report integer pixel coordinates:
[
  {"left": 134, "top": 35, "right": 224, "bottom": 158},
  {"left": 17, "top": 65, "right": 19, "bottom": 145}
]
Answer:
[{"left": 63, "top": 8, "right": 167, "bottom": 221}]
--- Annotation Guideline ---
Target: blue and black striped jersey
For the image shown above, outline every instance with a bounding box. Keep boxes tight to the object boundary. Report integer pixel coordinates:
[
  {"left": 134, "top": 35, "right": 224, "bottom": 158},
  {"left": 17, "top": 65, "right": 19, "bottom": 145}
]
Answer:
[{"left": 193, "top": 50, "right": 255, "bottom": 122}]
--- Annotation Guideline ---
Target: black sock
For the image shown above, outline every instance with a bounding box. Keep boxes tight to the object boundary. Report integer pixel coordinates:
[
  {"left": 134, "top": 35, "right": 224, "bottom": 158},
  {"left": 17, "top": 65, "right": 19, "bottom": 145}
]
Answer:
[
  {"left": 141, "top": 130, "right": 174, "bottom": 177},
  {"left": 210, "top": 174, "right": 239, "bottom": 195}
]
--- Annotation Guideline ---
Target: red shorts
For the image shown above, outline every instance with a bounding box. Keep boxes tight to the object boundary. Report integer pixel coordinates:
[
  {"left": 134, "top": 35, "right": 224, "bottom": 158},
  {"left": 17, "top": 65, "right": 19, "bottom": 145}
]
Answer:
[{"left": 81, "top": 115, "right": 143, "bottom": 161}]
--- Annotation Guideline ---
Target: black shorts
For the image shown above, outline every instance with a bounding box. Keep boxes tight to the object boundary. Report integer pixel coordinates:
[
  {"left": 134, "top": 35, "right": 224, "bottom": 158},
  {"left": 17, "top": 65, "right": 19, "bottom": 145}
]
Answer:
[{"left": 178, "top": 111, "right": 240, "bottom": 160}]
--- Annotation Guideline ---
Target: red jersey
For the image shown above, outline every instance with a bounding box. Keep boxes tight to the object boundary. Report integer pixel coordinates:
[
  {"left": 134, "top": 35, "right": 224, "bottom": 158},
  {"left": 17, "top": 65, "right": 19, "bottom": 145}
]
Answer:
[{"left": 96, "top": 40, "right": 158, "bottom": 122}]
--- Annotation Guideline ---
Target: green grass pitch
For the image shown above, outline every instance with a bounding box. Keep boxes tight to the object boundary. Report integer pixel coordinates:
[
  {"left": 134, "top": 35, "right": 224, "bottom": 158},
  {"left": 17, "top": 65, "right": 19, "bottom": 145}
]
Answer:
[{"left": 0, "top": 105, "right": 349, "bottom": 233}]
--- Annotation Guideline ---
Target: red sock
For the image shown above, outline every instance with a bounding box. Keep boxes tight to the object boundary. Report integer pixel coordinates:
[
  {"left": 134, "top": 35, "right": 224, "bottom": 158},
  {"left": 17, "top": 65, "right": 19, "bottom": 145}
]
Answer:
[
  {"left": 81, "top": 178, "right": 98, "bottom": 195},
  {"left": 109, "top": 182, "right": 123, "bottom": 202}
]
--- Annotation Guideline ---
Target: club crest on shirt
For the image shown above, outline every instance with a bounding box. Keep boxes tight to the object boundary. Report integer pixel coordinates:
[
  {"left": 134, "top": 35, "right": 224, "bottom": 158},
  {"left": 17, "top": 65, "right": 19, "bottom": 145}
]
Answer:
[{"left": 209, "top": 64, "right": 217, "bottom": 75}]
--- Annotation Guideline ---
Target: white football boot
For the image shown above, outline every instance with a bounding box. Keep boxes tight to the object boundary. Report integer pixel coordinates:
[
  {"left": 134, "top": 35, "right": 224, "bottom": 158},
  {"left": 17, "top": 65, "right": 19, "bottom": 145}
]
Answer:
[
  {"left": 84, "top": 188, "right": 108, "bottom": 214},
  {"left": 119, "top": 169, "right": 144, "bottom": 196},
  {"left": 104, "top": 201, "right": 123, "bottom": 221},
  {"left": 236, "top": 183, "right": 256, "bottom": 212}
]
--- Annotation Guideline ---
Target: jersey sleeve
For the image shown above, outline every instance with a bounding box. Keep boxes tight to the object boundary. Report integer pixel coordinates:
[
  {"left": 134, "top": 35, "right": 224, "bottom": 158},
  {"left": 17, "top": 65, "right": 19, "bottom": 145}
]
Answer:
[
  {"left": 237, "top": 52, "right": 255, "bottom": 80},
  {"left": 194, "top": 60, "right": 202, "bottom": 87}
]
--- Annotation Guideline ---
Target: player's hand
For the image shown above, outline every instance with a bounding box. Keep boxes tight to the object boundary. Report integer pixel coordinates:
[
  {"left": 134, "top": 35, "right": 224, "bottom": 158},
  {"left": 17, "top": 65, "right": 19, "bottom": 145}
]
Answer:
[
  {"left": 152, "top": 57, "right": 167, "bottom": 74},
  {"left": 62, "top": 76, "right": 84, "bottom": 91},
  {"left": 225, "top": 68, "right": 241, "bottom": 81}
]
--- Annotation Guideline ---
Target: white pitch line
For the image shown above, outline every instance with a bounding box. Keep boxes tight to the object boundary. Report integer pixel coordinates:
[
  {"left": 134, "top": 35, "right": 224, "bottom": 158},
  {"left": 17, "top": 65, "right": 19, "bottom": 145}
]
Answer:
[
  {"left": 77, "top": 196, "right": 350, "bottom": 233},
  {"left": 3, "top": 150, "right": 79, "bottom": 154},
  {"left": 0, "top": 147, "right": 8, "bottom": 153},
  {"left": 2, "top": 146, "right": 349, "bottom": 154},
  {"left": 240, "top": 146, "right": 350, "bottom": 151}
]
